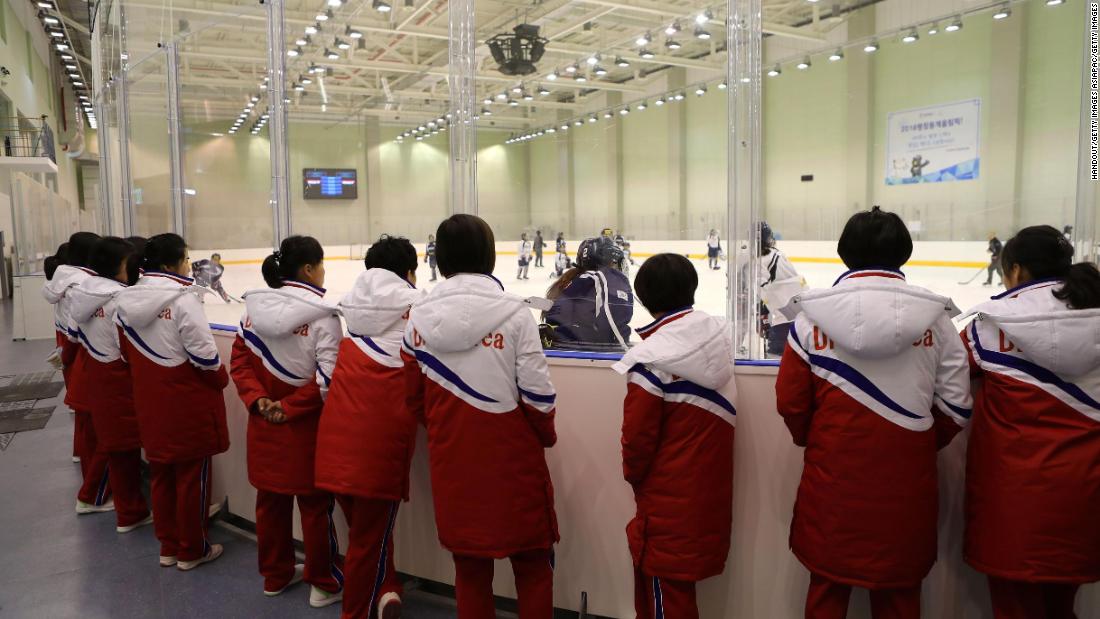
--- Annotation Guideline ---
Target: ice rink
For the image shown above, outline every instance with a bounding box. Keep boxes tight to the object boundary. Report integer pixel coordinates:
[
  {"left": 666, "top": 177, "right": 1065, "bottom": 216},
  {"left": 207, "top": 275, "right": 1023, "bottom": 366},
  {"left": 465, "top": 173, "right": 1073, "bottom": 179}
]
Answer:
[{"left": 196, "top": 239, "right": 999, "bottom": 335}]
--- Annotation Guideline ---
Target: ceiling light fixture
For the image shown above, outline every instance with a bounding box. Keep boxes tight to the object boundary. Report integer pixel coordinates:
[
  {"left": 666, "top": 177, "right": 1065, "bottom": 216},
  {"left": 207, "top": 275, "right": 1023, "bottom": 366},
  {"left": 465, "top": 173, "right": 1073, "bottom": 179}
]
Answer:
[
  {"left": 767, "top": 65, "right": 781, "bottom": 77},
  {"left": 829, "top": 49, "right": 844, "bottom": 61},
  {"left": 902, "top": 28, "right": 919, "bottom": 43},
  {"left": 945, "top": 16, "right": 962, "bottom": 32},
  {"left": 336, "top": 38, "right": 350, "bottom": 50},
  {"left": 594, "top": 65, "right": 607, "bottom": 76},
  {"left": 305, "top": 23, "right": 319, "bottom": 34},
  {"left": 565, "top": 64, "right": 577, "bottom": 74},
  {"left": 864, "top": 39, "right": 879, "bottom": 53},
  {"left": 287, "top": 47, "right": 301, "bottom": 57},
  {"left": 639, "top": 48, "right": 655, "bottom": 59},
  {"left": 636, "top": 101, "right": 647, "bottom": 111},
  {"left": 636, "top": 32, "right": 651, "bottom": 46},
  {"left": 695, "top": 85, "right": 707, "bottom": 96},
  {"left": 325, "top": 48, "right": 339, "bottom": 59},
  {"left": 927, "top": 23, "right": 939, "bottom": 35},
  {"left": 316, "top": 9, "right": 331, "bottom": 21},
  {"left": 615, "top": 56, "right": 630, "bottom": 68},
  {"left": 586, "top": 53, "right": 600, "bottom": 66},
  {"left": 654, "top": 97, "right": 665, "bottom": 106},
  {"left": 575, "top": 74, "right": 587, "bottom": 83},
  {"left": 718, "top": 81, "right": 727, "bottom": 90},
  {"left": 538, "top": 86, "right": 550, "bottom": 95},
  {"left": 796, "top": 57, "right": 810, "bottom": 70},
  {"left": 695, "top": 9, "right": 712, "bottom": 25},
  {"left": 666, "top": 39, "right": 681, "bottom": 50},
  {"left": 993, "top": 4, "right": 1011, "bottom": 19},
  {"left": 695, "top": 27, "right": 711, "bottom": 40},
  {"left": 665, "top": 21, "right": 681, "bottom": 35}
]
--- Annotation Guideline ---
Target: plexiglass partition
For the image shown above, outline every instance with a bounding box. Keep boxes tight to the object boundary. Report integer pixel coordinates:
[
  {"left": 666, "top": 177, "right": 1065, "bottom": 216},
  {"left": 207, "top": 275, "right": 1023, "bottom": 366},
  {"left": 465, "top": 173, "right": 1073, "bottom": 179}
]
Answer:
[{"left": 87, "top": 0, "right": 1099, "bottom": 359}]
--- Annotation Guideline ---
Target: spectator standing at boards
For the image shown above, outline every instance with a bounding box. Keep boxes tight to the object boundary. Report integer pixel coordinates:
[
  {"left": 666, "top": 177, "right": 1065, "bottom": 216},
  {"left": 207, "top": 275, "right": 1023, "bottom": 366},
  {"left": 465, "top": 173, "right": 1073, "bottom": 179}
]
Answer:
[{"left": 534, "top": 230, "right": 546, "bottom": 268}]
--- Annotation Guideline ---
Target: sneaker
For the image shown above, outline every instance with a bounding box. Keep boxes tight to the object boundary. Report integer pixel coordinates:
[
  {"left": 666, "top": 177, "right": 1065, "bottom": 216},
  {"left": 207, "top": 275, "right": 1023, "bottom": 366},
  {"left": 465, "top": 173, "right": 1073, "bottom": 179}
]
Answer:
[
  {"left": 177, "top": 544, "right": 224, "bottom": 571},
  {"left": 75, "top": 499, "right": 115, "bottom": 515},
  {"left": 71, "top": 456, "right": 81, "bottom": 463},
  {"left": 378, "top": 592, "right": 402, "bottom": 619},
  {"left": 264, "top": 564, "right": 305, "bottom": 597},
  {"left": 159, "top": 555, "right": 178, "bottom": 567},
  {"left": 117, "top": 513, "right": 154, "bottom": 534},
  {"left": 309, "top": 585, "right": 343, "bottom": 608}
]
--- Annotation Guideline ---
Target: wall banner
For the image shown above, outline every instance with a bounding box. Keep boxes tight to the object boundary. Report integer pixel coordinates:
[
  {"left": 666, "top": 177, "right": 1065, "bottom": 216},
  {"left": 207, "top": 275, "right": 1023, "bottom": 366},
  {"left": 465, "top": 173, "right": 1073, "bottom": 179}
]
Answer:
[{"left": 885, "top": 99, "right": 981, "bottom": 185}]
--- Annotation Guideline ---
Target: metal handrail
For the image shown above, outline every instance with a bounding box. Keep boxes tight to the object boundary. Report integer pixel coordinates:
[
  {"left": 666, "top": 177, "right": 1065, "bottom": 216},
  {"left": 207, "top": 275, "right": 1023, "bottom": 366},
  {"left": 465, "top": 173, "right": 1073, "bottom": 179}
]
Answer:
[{"left": 0, "top": 117, "right": 56, "bottom": 162}]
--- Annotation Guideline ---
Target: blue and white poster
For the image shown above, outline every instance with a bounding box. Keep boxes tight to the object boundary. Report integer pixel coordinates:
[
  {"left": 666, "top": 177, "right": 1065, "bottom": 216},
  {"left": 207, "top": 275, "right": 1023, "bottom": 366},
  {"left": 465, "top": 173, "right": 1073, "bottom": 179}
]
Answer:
[{"left": 885, "top": 99, "right": 981, "bottom": 185}]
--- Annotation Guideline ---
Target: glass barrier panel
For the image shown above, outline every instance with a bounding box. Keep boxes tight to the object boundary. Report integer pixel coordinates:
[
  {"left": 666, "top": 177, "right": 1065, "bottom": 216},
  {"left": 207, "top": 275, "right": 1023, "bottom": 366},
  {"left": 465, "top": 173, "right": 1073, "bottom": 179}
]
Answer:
[
  {"left": 126, "top": 50, "right": 173, "bottom": 239},
  {"left": 757, "top": 0, "right": 1085, "bottom": 358},
  {"left": 474, "top": 0, "right": 730, "bottom": 354}
]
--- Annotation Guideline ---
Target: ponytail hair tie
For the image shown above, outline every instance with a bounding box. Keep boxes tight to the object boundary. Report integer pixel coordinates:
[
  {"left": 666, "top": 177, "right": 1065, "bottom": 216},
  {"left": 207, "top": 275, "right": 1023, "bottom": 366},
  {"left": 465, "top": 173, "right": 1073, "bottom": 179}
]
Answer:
[{"left": 272, "top": 250, "right": 282, "bottom": 265}]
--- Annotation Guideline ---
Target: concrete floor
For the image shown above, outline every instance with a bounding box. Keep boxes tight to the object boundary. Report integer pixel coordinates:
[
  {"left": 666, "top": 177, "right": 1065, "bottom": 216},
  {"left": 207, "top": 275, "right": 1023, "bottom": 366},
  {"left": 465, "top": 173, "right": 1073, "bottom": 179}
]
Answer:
[{"left": 0, "top": 298, "right": 463, "bottom": 619}]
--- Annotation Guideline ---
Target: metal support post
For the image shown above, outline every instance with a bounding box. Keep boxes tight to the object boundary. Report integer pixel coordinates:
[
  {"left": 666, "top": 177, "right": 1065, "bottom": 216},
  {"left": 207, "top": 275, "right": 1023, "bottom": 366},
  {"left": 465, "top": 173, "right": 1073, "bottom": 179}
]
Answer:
[
  {"left": 266, "top": 0, "right": 292, "bottom": 245},
  {"left": 165, "top": 42, "right": 187, "bottom": 236},
  {"left": 448, "top": 0, "right": 477, "bottom": 215}
]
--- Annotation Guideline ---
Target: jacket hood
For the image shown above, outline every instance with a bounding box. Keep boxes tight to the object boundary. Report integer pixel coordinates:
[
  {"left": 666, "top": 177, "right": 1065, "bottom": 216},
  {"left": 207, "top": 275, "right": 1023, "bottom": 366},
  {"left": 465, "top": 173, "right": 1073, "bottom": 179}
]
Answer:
[
  {"left": 340, "top": 269, "right": 424, "bottom": 337},
  {"left": 613, "top": 310, "right": 733, "bottom": 389},
  {"left": 969, "top": 289, "right": 1100, "bottom": 378},
  {"left": 243, "top": 286, "right": 337, "bottom": 338},
  {"left": 42, "top": 265, "right": 89, "bottom": 304},
  {"left": 409, "top": 274, "right": 527, "bottom": 353},
  {"left": 69, "top": 277, "right": 126, "bottom": 323},
  {"left": 115, "top": 283, "right": 192, "bottom": 328},
  {"left": 794, "top": 280, "right": 957, "bottom": 360}
]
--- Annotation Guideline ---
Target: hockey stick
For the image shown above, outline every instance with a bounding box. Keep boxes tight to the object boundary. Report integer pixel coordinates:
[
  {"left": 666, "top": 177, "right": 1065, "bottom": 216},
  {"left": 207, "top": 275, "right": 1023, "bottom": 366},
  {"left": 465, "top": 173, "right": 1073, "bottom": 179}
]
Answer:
[{"left": 958, "top": 266, "right": 986, "bottom": 285}]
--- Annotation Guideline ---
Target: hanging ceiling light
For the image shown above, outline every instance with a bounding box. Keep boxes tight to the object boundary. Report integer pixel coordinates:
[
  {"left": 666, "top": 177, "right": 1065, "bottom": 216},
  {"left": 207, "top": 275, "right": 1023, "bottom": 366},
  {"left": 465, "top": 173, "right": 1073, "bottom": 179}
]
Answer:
[
  {"left": 666, "top": 39, "right": 681, "bottom": 50},
  {"left": 546, "top": 70, "right": 558, "bottom": 81},
  {"left": 636, "top": 101, "right": 647, "bottom": 111},
  {"left": 864, "top": 39, "right": 879, "bottom": 53},
  {"left": 1045, "top": 0, "right": 1064, "bottom": 5},
  {"left": 665, "top": 21, "right": 681, "bottom": 36},
  {"left": 588, "top": 116, "right": 597, "bottom": 123},
  {"left": 575, "top": 74, "right": 587, "bottom": 83},
  {"left": 496, "top": 92, "right": 508, "bottom": 100},
  {"left": 619, "top": 108, "right": 630, "bottom": 116},
  {"left": 718, "top": 81, "right": 727, "bottom": 90},
  {"left": 695, "top": 9, "right": 712, "bottom": 25},
  {"left": 507, "top": 98, "right": 519, "bottom": 106},
  {"left": 695, "top": 85, "right": 707, "bottom": 96},
  {"left": 325, "top": 48, "right": 339, "bottom": 59},
  {"left": 603, "top": 110, "right": 614, "bottom": 119},
  {"left": 594, "top": 65, "right": 608, "bottom": 76},
  {"left": 305, "top": 23, "right": 320, "bottom": 34},
  {"left": 347, "top": 25, "right": 363, "bottom": 39},
  {"left": 574, "top": 119, "right": 583, "bottom": 126},
  {"left": 373, "top": 0, "right": 392, "bottom": 12},
  {"left": 565, "top": 64, "right": 578, "bottom": 74},
  {"left": 287, "top": 47, "right": 301, "bottom": 57},
  {"left": 316, "top": 8, "right": 332, "bottom": 21},
  {"left": 927, "top": 23, "right": 939, "bottom": 35},
  {"left": 654, "top": 97, "right": 665, "bottom": 106},
  {"left": 767, "top": 65, "right": 781, "bottom": 77},
  {"left": 523, "top": 91, "right": 534, "bottom": 101},
  {"left": 636, "top": 32, "right": 652, "bottom": 46},
  {"left": 902, "top": 28, "right": 919, "bottom": 43},
  {"left": 512, "top": 84, "right": 523, "bottom": 94},
  {"left": 993, "top": 4, "right": 1011, "bottom": 19},
  {"left": 674, "top": 92, "right": 685, "bottom": 101},
  {"left": 296, "top": 35, "right": 309, "bottom": 46},
  {"left": 538, "top": 86, "right": 550, "bottom": 95},
  {"left": 483, "top": 96, "right": 494, "bottom": 105},
  {"left": 586, "top": 53, "right": 600, "bottom": 66},
  {"left": 639, "top": 48, "right": 655, "bottom": 59},
  {"left": 828, "top": 48, "right": 843, "bottom": 61},
  {"left": 301, "top": 75, "right": 313, "bottom": 85},
  {"left": 796, "top": 57, "right": 810, "bottom": 70},
  {"left": 695, "top": 27, "right": 711, "bottom": 40},
  {"left": 945, "top": 16, "right": 962, "bottom": 32},
  {"left": 41, "top": 14, "right": 59, "bottom": 24},
  {"left": 615, "top": 56, "right": 630, "bottom": 68}
]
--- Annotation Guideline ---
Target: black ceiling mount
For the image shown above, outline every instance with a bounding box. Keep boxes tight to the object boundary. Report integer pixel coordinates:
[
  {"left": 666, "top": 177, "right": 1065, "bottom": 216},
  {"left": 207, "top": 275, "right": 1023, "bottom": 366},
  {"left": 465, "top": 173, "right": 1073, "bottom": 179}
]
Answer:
[{"left": 486, "top": 23, "right": 547, "bottom": 76}]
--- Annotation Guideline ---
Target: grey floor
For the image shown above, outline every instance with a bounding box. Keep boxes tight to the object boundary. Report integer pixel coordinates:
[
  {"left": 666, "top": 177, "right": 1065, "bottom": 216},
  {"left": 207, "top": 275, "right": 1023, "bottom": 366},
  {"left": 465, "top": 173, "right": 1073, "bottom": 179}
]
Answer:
[{"left": 0, "top": 298, "right": 462, "bottom": 618}]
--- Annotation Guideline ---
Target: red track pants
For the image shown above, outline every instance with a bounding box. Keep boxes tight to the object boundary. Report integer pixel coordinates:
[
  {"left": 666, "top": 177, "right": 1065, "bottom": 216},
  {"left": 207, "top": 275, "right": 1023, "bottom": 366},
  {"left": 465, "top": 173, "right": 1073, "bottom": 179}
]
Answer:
[
  {"left": 452, "top": 548, "right": 554, "bottom": 619},
  {"left": 806, "top": 573, "right": 920, "bottom": 619},
  {"left": 633, "top": 565, "right": 698, "bottom": 619},
  {"left": 340, "top": 497, "right": 401, "bottom": 619},
  {"left": 988, "top": 577, "right": 1080, "bottom": 619},
  {"left": 150, "top": 457, "right": 212, "bottom": 562},
  {"left": 105, "top": 449, "right": 150, "bottom": 527},
  {"left": 74, "top": 412, "right": 111, "bottom": 506},
  {"left": 255, "top": 490, "right": 343, "bottom": 594}
]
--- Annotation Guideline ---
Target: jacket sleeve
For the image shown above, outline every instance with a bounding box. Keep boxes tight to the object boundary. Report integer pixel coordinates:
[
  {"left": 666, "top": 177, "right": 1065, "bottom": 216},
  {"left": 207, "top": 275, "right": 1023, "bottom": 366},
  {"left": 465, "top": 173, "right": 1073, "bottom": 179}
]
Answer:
[
  {"left": 401, "top": 323, "right": 426, "bottom": 426},
  {"left": 514, "top": 314, "right": 557, "bottom": 448},
  {"left": 621, "top": 366, "right": 665, "bottom": 488},
  {"left": 775, "top": 320, "right": 815, "bottom": 447},
  {"left": 177, "top": 293, "right": 222, "bottom": 372},
  {"left": 230, "top": 331, "right": 267, "bottom": 414},
  {"left": 931, "top": 318, "right": 973, "bottom": 445},
  {"left": 313, "top": 315, "right": 342, "bottom": 400}
]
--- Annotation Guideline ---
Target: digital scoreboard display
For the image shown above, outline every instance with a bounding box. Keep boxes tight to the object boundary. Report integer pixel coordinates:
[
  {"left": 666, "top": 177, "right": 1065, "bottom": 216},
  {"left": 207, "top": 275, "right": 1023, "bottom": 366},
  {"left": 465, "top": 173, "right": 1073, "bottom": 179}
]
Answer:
[{"left": 303, "top": 168, "right": 358, "bottom": 200}]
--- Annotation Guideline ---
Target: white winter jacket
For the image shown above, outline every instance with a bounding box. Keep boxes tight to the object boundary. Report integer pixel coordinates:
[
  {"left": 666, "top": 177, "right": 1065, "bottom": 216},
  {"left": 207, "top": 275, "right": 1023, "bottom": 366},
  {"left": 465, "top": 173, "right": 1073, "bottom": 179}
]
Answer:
[
  {"left": 69, "top": 276, "right": 127, "bottom": 362},
  {"left": 114, "top": 271, "right": 223, "bottom": 372},
  {"left": 339, "top": 269, "right": 425, "bottom": 369}
]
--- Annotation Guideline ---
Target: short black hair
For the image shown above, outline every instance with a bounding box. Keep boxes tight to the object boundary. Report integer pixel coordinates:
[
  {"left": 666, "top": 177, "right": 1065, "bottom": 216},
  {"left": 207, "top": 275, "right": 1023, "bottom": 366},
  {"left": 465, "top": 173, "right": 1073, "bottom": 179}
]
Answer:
[
  {"left": 837, "top": 206, "right": 912, "bottom": 270},
  {"left": 634, "top": 253, "right": 698, "bottom": 315},
  {"left": 89, "top": 237, "right": 136, "bottom": 282},
  {"left": 262, "top": 235, "right": 324, "bottom": 288},
  {"left": 143, "top": 233, "right": 188, "bottom": 272},
  {"left": 124, "top": 237, "right": 147, "bottom": 285},
  {"left": 364, "top": 235, "right": 418, "bottom": 280},
  {"left": 67, "top": 232, "right": 101, "bottom": 268},
  {"left": 1002, "top": 225, "right": 1100, "bottom": 309},
  {"left": 436, "top": 214, "right": 496, "bottom": 277}
]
